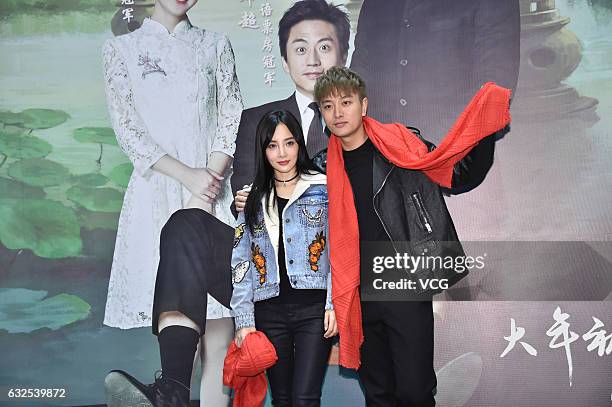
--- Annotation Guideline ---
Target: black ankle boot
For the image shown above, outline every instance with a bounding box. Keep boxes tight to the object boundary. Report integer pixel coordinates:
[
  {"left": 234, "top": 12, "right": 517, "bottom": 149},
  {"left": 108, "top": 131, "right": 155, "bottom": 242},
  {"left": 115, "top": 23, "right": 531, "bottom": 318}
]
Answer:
[{"left": 105, "top": 370, "right": 190, "bottom": 407}]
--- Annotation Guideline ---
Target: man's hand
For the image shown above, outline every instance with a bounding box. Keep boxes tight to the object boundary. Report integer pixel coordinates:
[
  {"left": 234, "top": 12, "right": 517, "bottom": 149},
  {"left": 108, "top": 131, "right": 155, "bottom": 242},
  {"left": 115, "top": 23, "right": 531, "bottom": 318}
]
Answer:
[
  {"left": 234, "top": 326, "right": 257, "bottom": 347},
  {"left": 323, "top": 310, "right": 338, "bottom": 338},
  {"left": 234, "top": 185, "right": 251, "bottom": 213}
]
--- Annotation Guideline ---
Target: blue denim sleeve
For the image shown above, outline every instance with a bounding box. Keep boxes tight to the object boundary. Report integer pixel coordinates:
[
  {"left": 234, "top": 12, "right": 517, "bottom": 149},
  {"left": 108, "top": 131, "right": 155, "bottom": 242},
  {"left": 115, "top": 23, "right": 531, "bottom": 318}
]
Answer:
[{"left": 229, "top": 212, "right": 256, "bottom": 329}]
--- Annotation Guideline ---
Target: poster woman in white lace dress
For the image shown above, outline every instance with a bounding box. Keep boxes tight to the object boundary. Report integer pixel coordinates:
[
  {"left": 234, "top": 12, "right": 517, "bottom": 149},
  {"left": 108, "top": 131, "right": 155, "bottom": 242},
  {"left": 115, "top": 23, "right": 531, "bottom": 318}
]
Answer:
[{"left": 102, "top": 0, "right": 242, "bottom": 405}]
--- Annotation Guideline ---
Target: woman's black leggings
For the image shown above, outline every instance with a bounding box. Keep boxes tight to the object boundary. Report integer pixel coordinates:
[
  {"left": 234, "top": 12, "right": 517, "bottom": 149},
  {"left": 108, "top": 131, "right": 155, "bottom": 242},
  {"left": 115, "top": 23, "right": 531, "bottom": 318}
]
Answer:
[{"left": 255, "top": 301, "right": 332, "bottom": 407}]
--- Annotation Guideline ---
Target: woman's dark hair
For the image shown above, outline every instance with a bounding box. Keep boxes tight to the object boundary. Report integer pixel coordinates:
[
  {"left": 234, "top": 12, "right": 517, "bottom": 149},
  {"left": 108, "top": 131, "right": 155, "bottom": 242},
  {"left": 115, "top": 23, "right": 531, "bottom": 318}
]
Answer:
[{"left": 244, "top": 109, "right": 318, "bottom": 231}]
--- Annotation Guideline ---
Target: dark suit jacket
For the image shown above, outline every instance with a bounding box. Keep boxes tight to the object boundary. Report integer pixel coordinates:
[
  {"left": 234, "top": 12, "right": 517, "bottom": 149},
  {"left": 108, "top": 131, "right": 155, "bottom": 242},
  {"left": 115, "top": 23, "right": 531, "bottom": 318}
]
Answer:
[
  {"left": 231, "top": 93, "right": 301, "bottom": 198},
  {"left": 350, "top": 0, "right": 520, "bottom": 144}
]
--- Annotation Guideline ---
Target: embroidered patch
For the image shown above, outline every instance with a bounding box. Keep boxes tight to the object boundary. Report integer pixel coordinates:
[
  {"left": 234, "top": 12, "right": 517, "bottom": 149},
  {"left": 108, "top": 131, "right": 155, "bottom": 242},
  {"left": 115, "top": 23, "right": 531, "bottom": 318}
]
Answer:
[
  {"left": 138, "top": 53, "right": 167, "bottom": 79},
  {"left": 251, "top": 242, "right": 267, "bottom": 285},
  {"left": 232, "top": 261, "right": 250, "bottom": 284},
  {"left": 252, "top": 220, "right": 265, "bottom": 235},
  {"left": 308, "top": 231, "right": 326, "bottom": 271},
  {"left": 301, "top": 206, "right": 323, "bottom": 224},
  {"left": 234, "top": 223, "right": 245, "bottom": 248}
]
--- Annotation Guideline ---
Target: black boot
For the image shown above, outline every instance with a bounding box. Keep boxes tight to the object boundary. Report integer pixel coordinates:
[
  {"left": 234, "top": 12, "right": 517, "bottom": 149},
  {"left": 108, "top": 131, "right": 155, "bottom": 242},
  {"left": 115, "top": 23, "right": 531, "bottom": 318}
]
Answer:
[{"left": 104, "top": 370, "right": 190, "bottom": 407}]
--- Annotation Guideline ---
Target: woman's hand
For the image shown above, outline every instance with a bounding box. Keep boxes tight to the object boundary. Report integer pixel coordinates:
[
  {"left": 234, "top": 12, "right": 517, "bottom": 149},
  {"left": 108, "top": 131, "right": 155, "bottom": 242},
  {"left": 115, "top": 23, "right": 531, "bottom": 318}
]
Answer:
[
  {"left": 152, "top": 156, "right": 223, "bottom": 203},
  {"left": 323, "top": 309, "right": 338, "bottom": 338},
  {"left": 181, "top": 167, "right": 224, "bottom": 203},
  {"left": 235, "top": 326, "right": 257, "bottom": 347}
]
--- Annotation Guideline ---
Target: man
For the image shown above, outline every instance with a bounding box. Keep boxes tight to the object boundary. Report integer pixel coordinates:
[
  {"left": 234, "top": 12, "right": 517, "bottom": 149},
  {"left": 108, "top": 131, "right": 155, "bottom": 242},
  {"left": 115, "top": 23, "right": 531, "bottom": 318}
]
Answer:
[
  {"left": 350, "top": 0, "right": 520, "bottom": 144},
  {"left": 315, "top": 67, "right": 511, "bottom": 406},
  {"left": 231, "top": 0, "right": 350, "bottom": 202}
]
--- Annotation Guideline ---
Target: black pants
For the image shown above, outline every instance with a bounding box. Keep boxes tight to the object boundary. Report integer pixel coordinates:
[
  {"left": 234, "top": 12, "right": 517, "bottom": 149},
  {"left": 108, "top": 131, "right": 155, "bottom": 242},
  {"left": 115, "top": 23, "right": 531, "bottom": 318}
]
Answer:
[
  {"left": 152, "top": 209, "right": 234, "bottom": 335},
  {"left": 255, "top": 301, "right": 332, "bottom": 407},
  {"left": 358, "top": 301, "right": 436, "bottom": 407}
]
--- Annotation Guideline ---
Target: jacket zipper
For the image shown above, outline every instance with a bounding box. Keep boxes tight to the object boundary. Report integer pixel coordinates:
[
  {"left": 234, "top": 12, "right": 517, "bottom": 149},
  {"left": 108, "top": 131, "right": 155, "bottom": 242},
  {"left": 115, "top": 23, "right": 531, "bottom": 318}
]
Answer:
[
  {"left": 411, "top": 192, "right": 433, "bottom": 233},
  {"left": 373, "top": 167, "right": 398, "bottom": 253}
]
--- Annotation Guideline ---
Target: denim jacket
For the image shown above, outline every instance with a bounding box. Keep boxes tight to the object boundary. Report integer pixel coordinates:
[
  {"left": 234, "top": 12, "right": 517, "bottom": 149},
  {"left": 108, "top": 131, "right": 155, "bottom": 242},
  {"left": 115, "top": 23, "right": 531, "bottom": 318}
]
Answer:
[{"left": 230, "top": 172, "right": 332, "bottom": 330}]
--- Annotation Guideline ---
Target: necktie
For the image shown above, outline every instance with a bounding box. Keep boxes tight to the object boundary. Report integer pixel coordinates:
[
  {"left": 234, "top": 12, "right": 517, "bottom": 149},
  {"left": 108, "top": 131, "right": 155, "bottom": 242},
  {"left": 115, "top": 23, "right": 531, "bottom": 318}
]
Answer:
[{"left": 306, "top": 102, "right": 328, "bottom": 157}]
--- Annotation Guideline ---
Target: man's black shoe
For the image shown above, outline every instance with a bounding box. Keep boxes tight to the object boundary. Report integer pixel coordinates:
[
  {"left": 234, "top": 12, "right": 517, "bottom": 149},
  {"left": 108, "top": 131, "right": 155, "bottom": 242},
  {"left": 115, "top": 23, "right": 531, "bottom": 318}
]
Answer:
[{"left": 104, "top": 370, "right": 190, "bottom": 407}]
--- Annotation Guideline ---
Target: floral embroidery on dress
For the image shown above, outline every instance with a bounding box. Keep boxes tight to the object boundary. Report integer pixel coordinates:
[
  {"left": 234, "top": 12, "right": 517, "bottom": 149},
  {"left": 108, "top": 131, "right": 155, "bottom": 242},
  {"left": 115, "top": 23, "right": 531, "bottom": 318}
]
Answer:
[
  {"left": 138, "top": 53, "right": 167, "bottom": 78},
  {"left": 102, "top": 42, "right": 166, "bottom": 176}
]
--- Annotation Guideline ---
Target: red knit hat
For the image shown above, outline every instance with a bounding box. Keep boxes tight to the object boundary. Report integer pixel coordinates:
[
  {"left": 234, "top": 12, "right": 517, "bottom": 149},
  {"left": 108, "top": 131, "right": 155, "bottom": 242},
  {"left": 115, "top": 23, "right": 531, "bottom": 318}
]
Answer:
[{"left": 223, "top": 331, "right": 278, "bottom": 407}]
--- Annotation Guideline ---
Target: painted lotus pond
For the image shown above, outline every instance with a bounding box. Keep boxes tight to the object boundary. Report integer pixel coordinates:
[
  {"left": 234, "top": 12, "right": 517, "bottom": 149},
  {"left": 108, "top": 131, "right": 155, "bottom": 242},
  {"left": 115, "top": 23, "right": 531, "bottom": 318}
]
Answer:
[{"left": 0, "top": 109, "right": 130, "bottom": 259}]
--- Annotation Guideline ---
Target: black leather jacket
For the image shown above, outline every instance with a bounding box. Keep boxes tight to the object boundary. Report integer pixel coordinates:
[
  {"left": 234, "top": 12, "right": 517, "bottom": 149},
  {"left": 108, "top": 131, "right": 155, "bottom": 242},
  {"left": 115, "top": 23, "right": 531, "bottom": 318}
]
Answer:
[
  {"left": 311, "top": 126, "right": 503, "bottom": 294},
  {"left": 371, "top": 127, "right": 504, "bottom": 294}
]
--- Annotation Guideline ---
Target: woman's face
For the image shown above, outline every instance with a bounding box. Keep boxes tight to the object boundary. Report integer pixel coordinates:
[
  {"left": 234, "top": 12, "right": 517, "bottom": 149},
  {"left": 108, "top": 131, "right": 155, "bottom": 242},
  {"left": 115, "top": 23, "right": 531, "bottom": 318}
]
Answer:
[
  {"left": 265, "top": 123, "right": 299, "bottom": 178},
  {"left": 156, "top": 0, "right": 198, "bottom": 18}
]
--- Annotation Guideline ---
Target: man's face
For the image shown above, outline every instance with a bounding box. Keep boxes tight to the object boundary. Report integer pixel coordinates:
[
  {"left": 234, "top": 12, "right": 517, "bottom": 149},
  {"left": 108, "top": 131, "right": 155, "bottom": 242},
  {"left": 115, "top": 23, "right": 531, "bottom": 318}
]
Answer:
[
  {"left": 282, "top": 19, "right": 346, "bottom": 99},
  {"left": 320, "top": 91, "right": 368, "bottom": 140}
]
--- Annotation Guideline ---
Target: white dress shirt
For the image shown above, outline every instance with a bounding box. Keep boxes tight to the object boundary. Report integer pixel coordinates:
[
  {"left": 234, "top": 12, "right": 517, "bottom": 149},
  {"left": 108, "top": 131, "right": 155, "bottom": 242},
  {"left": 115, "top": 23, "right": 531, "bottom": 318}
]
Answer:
[{"left": 294, "top": 89, "right": 325, "bottom": 143}]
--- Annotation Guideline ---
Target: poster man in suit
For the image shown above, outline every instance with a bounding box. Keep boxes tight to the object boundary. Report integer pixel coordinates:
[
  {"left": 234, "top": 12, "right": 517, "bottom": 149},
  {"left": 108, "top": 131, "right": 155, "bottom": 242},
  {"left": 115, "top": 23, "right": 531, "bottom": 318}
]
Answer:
[
  {"left": 350, "top": 0, "right": 520, "bottom": 144},
  {"left": 231, "top": 0, "right": 350, "bottom": 198}
]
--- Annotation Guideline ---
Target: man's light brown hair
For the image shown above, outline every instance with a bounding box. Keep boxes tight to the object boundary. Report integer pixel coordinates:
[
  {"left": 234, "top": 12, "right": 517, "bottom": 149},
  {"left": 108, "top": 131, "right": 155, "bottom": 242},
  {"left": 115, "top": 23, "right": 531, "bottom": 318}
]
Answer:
[{"left": 314, "top": 66, "right": 367, "bottom": 103}]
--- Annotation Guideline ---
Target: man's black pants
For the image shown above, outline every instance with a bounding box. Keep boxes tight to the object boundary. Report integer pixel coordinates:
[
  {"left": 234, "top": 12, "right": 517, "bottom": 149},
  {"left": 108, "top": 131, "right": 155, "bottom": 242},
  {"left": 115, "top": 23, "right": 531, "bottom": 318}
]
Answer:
[
  {"left": 255, "top": 301, "right": 332, "bottom": 407},
  {"left": 358, "top": 300, "right": 436, "bottom": 407}
]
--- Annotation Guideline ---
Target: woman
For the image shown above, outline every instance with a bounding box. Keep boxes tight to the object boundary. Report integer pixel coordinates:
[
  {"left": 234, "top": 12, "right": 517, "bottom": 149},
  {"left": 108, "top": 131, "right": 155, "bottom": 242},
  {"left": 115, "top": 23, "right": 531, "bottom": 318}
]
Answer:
[
  {"left": 231, "top": 109, "right": 337, "bottom": 407},
  {"left": 102, "top": 0, "right": 242, "bottom": 405}
]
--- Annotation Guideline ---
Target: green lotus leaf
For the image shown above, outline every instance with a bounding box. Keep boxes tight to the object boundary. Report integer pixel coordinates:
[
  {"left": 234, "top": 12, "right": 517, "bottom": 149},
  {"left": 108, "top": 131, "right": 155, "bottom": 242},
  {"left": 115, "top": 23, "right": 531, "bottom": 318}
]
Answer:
[
  {"left": 76, "top": 207, "right": 120, "bottom": 231},
  {"left": 8, "top": 158, "right": 71, "bottom": 187},
  {"left": 73, "top": 127, "right": 118, "bottom": 146},
  {"left": 66, "top": 186, "right": 124, "bottom": 213},
  {"left": 0, "top": 111, "right": 25, "bottom": 126},
  {"left": 72, "top": 173, "right": 108, "bottom": 187},
  {"left": 0, "top": 198, "right": 82, "bottom": 258},
  {"left": 0, "top": 125, "right": 27, "bottom": 138},
  {"left": 109, "top": 162, "right": 133, "bottom": 188},
  {"left": 0, "top": 178, "right": 45, "bottom": 199},
  {"left": 0, "top": 288, "right": 90, "bottom": 334},
  {"left": 21, "top": 109, "right": 70, "bottom": 129},
  {"left": 0, "top": 133, "right": 52, "bottom": 159}
]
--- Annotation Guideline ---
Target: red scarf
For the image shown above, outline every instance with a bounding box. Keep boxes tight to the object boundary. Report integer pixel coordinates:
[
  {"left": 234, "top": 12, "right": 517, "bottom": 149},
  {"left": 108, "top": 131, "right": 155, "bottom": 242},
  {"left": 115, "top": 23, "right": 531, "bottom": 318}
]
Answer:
[
  {"left": 327, "top": 82, "right": 511, "bottom": 369},
  {"left": 223, "top": 331, "right": 278, "bottom": 407}
]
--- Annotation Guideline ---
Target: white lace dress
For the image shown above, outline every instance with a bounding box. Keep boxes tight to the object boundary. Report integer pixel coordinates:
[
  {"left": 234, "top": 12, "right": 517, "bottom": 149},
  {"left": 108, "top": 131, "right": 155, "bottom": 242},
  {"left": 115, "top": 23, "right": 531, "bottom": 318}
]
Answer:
[{"left": 102, "top": 18, "right": 242, "bottom": 329}]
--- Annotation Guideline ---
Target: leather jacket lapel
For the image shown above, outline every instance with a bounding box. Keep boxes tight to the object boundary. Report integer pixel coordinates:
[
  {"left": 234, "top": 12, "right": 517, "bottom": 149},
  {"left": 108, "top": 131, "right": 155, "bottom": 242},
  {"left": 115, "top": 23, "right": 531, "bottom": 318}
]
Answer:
[{"left": 372, "top": 148, "right": 393, "bottom": 195}]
